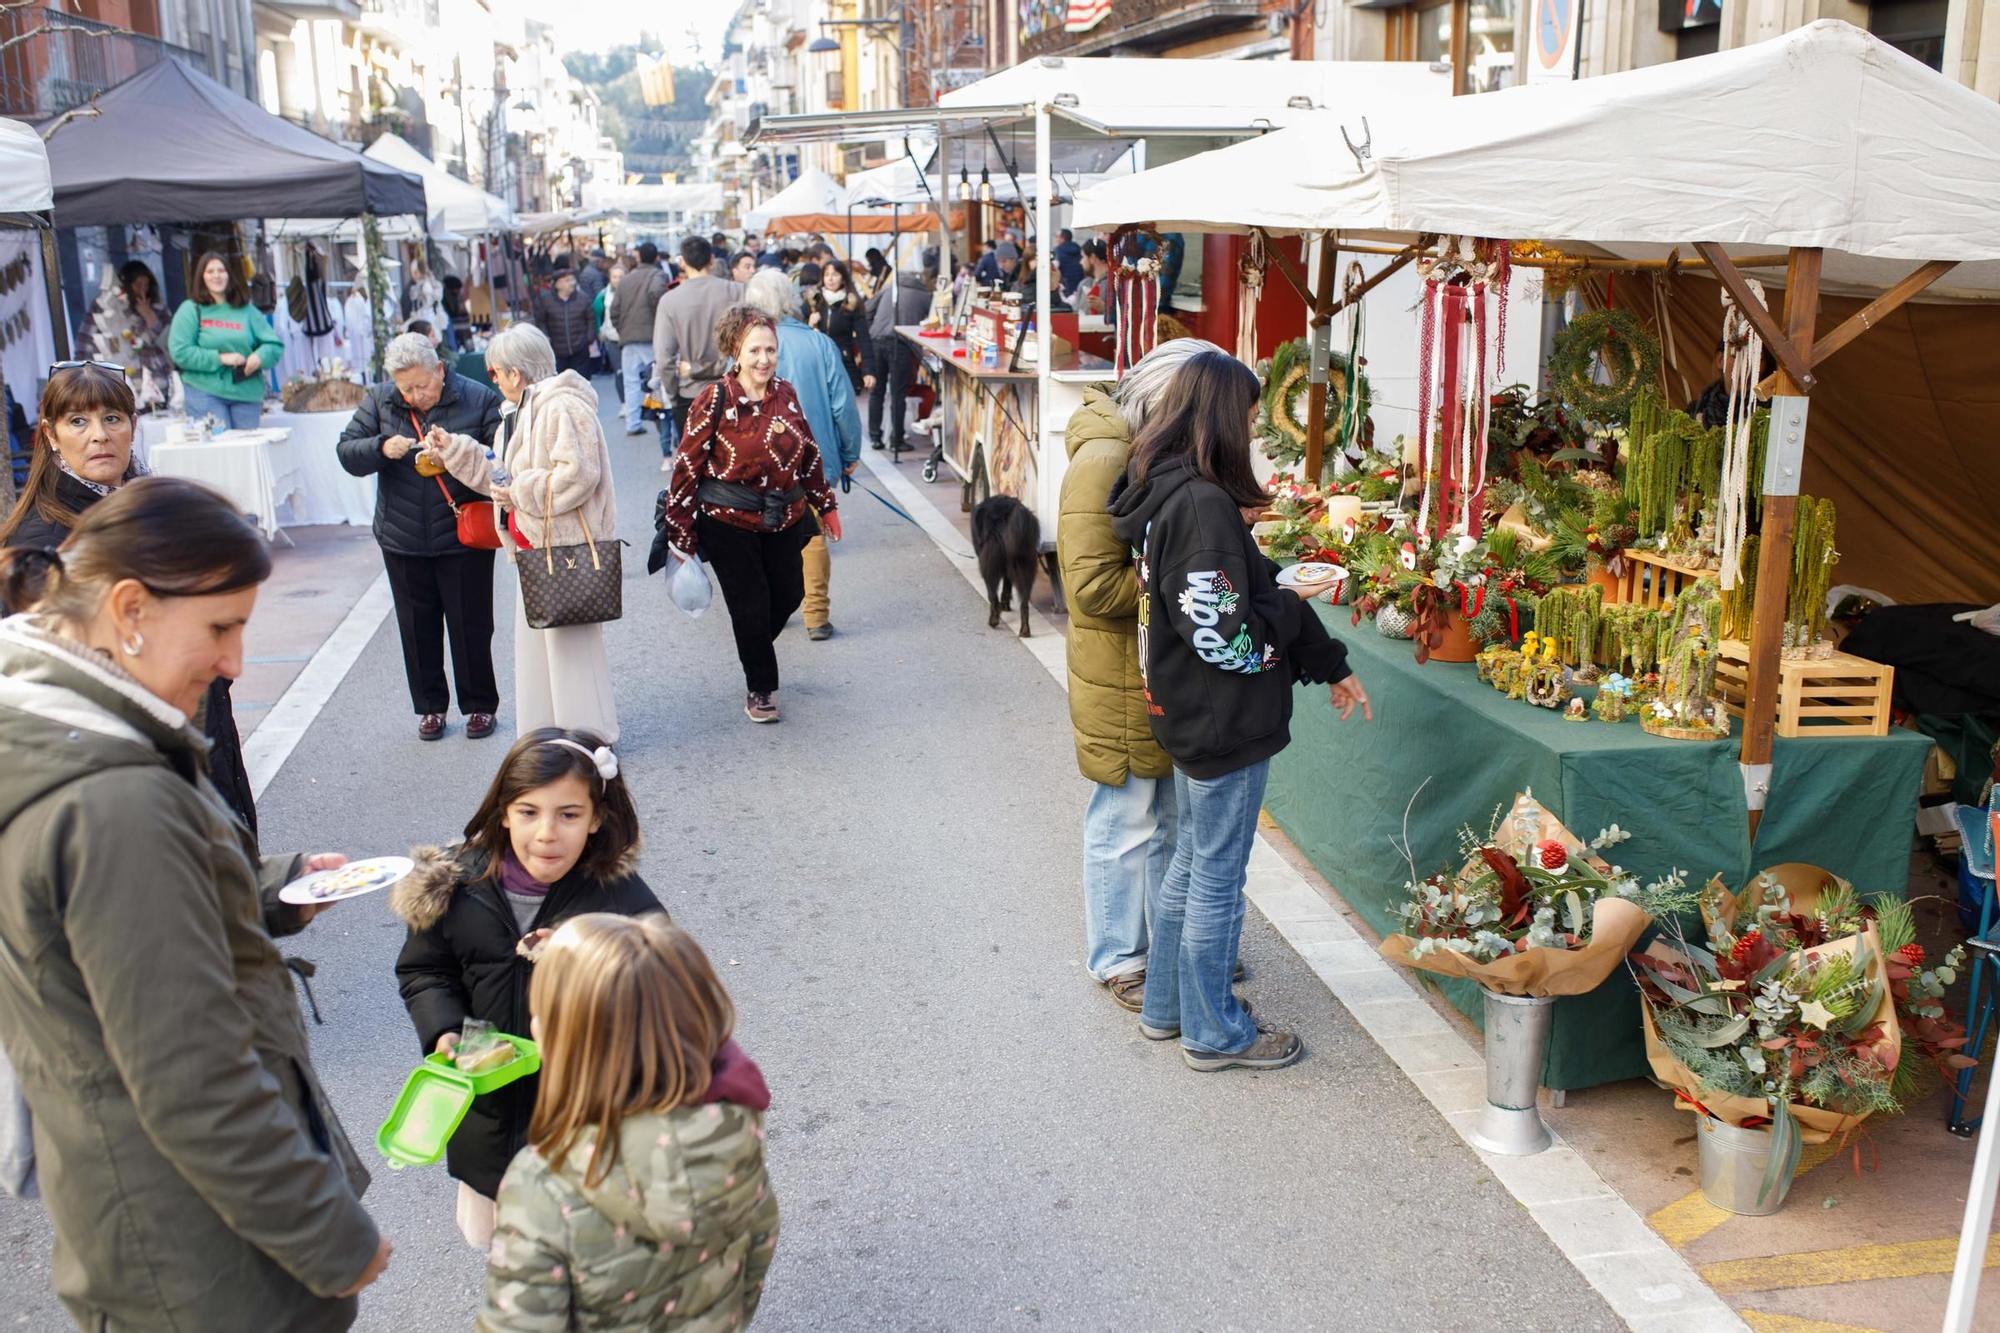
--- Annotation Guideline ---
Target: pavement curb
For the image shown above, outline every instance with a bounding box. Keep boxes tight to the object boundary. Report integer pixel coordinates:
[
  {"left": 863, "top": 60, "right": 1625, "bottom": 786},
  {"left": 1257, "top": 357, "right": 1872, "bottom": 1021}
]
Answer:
[{"left": 863, "top": 447, "right": 1748, "bottom": 1333}]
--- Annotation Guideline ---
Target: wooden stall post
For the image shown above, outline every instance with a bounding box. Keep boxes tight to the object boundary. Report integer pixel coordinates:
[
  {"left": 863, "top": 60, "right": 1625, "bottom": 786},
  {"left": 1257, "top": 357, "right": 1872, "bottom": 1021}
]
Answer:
[
  {"left": 1301, "top": 233, "right": 1336, "bottom": 485},
  {"left": 1737, "top": 245, "right": 1821, "bottom": 836}
]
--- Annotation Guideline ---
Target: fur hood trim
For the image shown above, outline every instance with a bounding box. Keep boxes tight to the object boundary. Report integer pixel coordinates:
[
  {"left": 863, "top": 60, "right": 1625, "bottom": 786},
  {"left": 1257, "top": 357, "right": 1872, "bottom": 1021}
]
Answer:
[{"left": 390, "top": 841, "right": 643, "bottom": 932}]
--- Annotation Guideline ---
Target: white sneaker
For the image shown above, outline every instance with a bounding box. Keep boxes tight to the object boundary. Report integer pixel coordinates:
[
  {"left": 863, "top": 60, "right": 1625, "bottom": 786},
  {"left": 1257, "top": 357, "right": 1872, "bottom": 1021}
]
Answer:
[{"left": 659, "top": 457, "right": 672, "bottom": 471}]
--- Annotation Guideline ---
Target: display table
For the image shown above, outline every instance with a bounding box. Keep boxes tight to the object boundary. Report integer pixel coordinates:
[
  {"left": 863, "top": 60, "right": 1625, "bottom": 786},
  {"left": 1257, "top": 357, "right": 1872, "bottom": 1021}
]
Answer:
[
  {"left": 897, "top": 325, "right": 1111, "bottom": 513},
  {"left": 144, "top": 430, "right": 299, "bottom": 539},
  {"left": 139, "top": 412, "right": 375, "bottom": 531},
  {"left": 261, "top": 409, "right": 375, "bottom": 527},
  {"left": 1262, "top": 603, "right": 1931, "bottom": 1090}
]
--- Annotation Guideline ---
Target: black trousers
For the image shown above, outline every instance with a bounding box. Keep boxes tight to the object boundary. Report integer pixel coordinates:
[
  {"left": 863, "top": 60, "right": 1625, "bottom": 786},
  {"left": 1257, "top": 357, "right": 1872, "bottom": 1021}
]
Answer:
[
  {"left": 868, "top": 335, "right": 910, "bottom": 446},
  {"left": 699, "top": 514, "right": 811, "bottom": 695},
  {"left": 555, "top": 350, "right": 595, "bottom": 380},
  {"left": 381, "top": 550, "right": 500, "bottom": 716}
]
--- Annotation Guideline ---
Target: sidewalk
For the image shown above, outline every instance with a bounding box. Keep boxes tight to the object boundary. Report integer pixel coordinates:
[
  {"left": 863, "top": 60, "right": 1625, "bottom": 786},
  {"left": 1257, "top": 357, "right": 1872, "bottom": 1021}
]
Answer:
[{"left": 235, "top": 523, "right": 383, "bottom": 738}]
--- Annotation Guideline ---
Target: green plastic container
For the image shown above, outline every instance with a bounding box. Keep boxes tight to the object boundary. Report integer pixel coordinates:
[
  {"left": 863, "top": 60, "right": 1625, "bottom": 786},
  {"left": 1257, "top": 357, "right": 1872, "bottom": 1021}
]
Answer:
[{"left": 376, "top": 1034, "right": 540, "bottom": 1169}]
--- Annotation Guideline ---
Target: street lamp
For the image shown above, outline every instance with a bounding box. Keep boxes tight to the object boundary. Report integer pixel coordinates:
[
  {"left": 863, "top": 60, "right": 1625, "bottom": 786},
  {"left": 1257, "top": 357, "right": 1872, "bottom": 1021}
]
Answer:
[
  {"left": 807, "top": 35, "right": 840, "bottom": 53},
  {"left": 978, "top": 166, "right": 992, "bottom": 203}
]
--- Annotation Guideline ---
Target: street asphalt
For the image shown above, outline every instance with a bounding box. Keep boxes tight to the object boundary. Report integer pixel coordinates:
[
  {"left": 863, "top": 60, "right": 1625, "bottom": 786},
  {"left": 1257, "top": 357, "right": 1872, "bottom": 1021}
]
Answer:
[{"left": 0, "top": 379, "right": 1621, "bottom": 1331}]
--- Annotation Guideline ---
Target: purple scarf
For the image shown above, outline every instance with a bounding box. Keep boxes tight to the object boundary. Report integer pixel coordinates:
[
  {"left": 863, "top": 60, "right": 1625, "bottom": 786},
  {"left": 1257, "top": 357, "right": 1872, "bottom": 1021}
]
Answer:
[{"left": 498, "top": 848, "right": 552, "bottom": 899}]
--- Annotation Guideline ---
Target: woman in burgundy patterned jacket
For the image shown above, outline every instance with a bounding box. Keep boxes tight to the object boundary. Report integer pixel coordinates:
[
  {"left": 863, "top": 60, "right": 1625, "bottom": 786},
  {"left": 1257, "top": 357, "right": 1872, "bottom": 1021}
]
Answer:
[{"left": 653, "top": 305, "right": 841, "bottom": 724}]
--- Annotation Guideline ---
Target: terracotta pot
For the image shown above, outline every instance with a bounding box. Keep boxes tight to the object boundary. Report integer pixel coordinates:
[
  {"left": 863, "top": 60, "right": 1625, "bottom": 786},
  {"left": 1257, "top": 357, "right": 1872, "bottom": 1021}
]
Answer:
[
  {"left": 1587, "top": 563, "right": 1621, "bottom": 600},
  {"left": 1430, "top": 609, "right": 1480, "bottom": 663}
]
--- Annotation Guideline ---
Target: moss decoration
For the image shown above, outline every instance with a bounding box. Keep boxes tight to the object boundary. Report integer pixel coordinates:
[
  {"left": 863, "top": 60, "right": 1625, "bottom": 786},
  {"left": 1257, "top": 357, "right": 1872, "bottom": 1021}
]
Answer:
[
  {"left": 1787, "top": 496, "right": 1838, "bottom": 649},
  {"left": 1257, "top": 336, "right": 1372, "bottom": 483},
  {"left": 1549, "top": 307, "right": 1660, "bottom": 424}
]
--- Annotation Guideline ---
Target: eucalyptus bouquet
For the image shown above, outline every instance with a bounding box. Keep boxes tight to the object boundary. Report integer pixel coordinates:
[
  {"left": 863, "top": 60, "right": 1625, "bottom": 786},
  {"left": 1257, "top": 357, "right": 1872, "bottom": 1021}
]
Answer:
[{"left": 1380, "top": 792, "right": 1698, "bottom": 996}]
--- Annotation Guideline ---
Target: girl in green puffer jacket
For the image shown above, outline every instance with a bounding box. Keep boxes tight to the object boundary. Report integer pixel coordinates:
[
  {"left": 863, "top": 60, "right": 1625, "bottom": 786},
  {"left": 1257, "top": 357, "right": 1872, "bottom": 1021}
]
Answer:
[{"left": 479, "top": 915, "right": 778, "bottom": 1332}]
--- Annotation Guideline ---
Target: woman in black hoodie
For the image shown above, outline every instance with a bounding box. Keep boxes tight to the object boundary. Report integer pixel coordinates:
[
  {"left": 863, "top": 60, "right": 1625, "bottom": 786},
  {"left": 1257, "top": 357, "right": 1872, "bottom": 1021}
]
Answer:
[{"left": 1109, "top": 350, "right": 1370, "bottom": 1072}]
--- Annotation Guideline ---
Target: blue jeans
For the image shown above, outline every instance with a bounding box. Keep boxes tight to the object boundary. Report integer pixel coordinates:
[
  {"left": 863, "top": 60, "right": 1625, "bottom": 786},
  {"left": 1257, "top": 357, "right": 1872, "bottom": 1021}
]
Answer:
[
  {"left": 658, "top": 399, "right": 679, "bottom": 458},
  {"left": 1082, "top": 776, "right": 1176, "bottom": 981},
  {"left": 1139, "top": 761, "right": 1270, "bottom": 1055},
  {"left": 182, "top": 385, "right": 261, "bottom": 430},
  {"left": 620, "top": 342, "right": 650, "bottom": 432}
]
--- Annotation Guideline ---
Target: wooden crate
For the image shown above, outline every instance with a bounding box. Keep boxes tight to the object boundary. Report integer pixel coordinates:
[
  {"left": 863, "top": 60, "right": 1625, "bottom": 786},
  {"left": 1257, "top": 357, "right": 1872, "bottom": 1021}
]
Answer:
[
  {"left": 1610, "top": 550, "right": 1710, "bottom": 608},
  {"left": 1713, "top": 640, "right": 1894, "bottom": 737}
]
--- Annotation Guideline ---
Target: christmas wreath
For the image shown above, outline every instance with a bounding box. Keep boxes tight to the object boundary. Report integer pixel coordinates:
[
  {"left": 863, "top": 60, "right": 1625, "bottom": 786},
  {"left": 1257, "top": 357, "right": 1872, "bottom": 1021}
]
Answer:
[
  {"left": 1548, "top": 307, "right": 1659, "bottom": 424},
  {"left": 1257, "top": 337, "right": 1371, "bottom": 481},
  {"left": 1107, "top": 224, "right": 1165, "bottom": 278}
]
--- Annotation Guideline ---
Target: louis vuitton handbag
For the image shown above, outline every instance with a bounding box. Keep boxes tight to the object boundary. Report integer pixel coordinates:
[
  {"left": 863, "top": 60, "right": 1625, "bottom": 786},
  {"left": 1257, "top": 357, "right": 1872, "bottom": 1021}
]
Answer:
[{"left": 516, "top": 476, "right": 623, "bottom": 629}]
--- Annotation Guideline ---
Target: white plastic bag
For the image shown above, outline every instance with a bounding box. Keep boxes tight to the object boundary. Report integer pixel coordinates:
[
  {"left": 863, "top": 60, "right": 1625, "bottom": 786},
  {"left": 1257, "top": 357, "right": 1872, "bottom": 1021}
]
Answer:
[
  {"left": 668, "top": 547, "right": 713, "bottom": 618},
  {"left": 1955, "top": 603, "right": 2000, "bottom": 636}
]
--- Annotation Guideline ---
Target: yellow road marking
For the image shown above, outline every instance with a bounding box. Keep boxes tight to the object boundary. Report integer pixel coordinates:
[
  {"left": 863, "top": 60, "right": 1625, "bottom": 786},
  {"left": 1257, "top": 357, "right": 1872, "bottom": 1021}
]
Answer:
[
  {"left": 1741, "top": 1312, "right": 1885, "bottom": 1333},
  {"left": 1701, "top": 1235, "right": 2000, "bottom": 1294},
  {"left": 1647, "top": 1138, "right": 1845, "bottom": 1249}
]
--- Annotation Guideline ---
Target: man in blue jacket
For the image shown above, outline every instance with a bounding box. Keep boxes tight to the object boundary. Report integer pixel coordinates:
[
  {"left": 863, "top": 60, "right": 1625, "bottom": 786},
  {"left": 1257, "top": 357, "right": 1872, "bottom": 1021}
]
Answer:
[{"left": 743, "top": 269, "right": 862, "bottom": 640}]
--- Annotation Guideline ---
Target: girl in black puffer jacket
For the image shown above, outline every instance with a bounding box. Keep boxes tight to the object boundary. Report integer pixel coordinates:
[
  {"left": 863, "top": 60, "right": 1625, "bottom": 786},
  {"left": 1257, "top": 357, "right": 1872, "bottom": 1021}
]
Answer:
[{"left": 391, "top": 727, "right": 664, "bottom": 1248}]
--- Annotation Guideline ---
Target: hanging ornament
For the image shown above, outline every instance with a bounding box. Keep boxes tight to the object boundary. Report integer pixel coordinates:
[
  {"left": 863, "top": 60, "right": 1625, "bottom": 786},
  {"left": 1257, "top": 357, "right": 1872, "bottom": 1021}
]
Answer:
[
  {"left": 1108, "top": 224, "right": 1163, "bottom": 377},
  {"left": 1413, "top": 236, "right": 1506, "bottom": 539},
  {"left": 1715, "top": 278, "right": 1766, "bottom": 590}
]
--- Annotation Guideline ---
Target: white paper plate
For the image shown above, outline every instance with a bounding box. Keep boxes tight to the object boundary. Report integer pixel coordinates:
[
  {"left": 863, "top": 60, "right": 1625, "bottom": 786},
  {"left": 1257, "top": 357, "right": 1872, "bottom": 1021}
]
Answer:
[{"left": 278, "top": 855, "right": 415, "bottom": 905}]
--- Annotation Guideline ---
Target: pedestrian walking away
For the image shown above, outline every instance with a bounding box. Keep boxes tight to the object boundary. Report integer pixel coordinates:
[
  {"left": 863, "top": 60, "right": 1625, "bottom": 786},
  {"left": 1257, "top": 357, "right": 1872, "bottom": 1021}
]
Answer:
[
  {"left": 1056, "top": 342, "right": 1226, "bottom": 1015},
  {"left": 744, "top": 269, "right": 861, "bottom": 641},
  {"left": 0, "top": 479, "right": 389, "bottom": 1331},
  {"left": 168, "top": 250, "right": 283, "bottom": 430},
  {"left": 612, "top": 242, "right": 669, "bottom": 437},
  {"left": 1108, "top": 349, "right": 1370, "bottom": 1072},
  {"left": 531, "top": 265, "right": 600, "bottom": 381},
  {"left": 337, "top": 332, "right": 504, "bottom": 741},
  {"left": 651, "top": 234, "right": 746, "bottom": 457},
  {"left": 391, "top": 728, "right": 663, "bottom": 1250},
  {"left": 424, "top": 323, "right": 622, "bottom": 744},
  {"left": 653, "top": 306, "right": 841, "bottom": 724},
  {"left": 477, "top": 915, "right": 778, "bottom": 1331}
]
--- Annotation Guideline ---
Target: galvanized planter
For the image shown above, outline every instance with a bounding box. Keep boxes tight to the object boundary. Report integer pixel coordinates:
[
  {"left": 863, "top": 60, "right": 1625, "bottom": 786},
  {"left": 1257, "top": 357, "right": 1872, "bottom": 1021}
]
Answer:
[
  {"left": 1696, "top": 1115, "right": 1792, "bottom": 1215},
  {"left": 1468, "top": 988, "right": 1555, "bottom": 1156}
]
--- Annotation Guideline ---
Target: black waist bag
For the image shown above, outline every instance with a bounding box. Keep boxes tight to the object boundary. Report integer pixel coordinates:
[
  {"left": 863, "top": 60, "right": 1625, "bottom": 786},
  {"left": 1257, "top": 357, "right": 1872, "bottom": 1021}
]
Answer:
[{"left": 699, "top": 478, "right": 805, "bottom": 532}]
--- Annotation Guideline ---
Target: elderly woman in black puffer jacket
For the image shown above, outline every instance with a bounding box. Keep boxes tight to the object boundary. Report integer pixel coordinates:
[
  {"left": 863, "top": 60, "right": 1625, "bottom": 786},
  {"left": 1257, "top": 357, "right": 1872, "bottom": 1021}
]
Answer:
[{"left": 337, "top": 332, "right": 505, "bottom": 742}]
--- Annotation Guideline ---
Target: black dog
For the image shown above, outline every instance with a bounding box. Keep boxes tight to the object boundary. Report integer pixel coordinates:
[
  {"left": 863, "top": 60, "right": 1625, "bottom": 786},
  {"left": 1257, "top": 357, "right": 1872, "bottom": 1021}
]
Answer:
[{"left": 972, "top": 495, "right": 1040, "bottom": 638}]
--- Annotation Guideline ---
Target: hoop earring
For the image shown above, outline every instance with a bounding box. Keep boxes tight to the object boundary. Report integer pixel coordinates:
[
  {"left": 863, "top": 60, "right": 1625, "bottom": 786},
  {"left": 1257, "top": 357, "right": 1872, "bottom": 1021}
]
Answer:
[{"left": 120, "top": 631, "right": 143, "bottom": 658}]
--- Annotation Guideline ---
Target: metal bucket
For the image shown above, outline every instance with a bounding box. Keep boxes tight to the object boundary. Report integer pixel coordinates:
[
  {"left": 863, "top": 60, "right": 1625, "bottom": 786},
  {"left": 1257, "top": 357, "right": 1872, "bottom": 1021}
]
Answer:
[
  {"left": 1468, "top": 989, "right": 1555, "bottom": 1156},
  {"left": 1696, "top": 1116, "right": 1792, "bottom": 1215}
]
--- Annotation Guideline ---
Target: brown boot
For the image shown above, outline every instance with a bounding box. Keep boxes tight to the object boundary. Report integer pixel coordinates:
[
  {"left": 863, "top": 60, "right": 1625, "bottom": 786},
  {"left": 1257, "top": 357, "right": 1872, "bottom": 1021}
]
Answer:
[{"left": 1103, "top": 972, "right": 1144, "bottom": 1013}]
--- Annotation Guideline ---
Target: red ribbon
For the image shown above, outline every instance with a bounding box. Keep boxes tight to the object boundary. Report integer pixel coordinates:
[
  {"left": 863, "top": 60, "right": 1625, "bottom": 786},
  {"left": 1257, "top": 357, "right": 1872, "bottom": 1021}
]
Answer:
[
  {"left": 1458, "top": 581, "right": 1485, "bottom": 618},
  {"left": 1504, "top": 594, "right": 1519, "bottom": 642}
]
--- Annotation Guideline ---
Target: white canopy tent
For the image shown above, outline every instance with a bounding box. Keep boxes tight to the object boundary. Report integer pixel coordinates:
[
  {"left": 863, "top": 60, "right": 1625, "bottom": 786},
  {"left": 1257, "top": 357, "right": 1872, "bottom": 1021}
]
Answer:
[
  {"left": 1073, "top": 21, "right": 2000, "bottom": 300},
  {"left": 0, "top": 117, "right": 52, "bottom": 217},
  {"left": 743, "top": 169, "right": 845, "bottom": 231},
  {"left": 362, "top": 133, "right": 517, "bottom": 235}
]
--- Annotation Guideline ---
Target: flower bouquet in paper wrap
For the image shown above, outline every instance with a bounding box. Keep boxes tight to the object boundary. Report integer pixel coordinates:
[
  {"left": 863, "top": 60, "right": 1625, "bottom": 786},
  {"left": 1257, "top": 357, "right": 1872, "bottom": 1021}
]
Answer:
[
  {"left": 1632, "top": 921, "right": 1901, "bottom": 1206},
  {"left": 1378, "top": 792, "right": 1699, "bottom": 997},
  {"left": 1699, "top": 865, "right": 1973, "bottom": 1098}
]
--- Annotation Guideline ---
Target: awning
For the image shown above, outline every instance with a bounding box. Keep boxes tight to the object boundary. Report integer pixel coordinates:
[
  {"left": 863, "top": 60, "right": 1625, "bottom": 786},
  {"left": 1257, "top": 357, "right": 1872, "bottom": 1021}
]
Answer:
[
  {"left": 743, "top": 168, "right": 845, "bottom": 230},
  {"left": 1072, "top": 21, "right": 2000, "bottom": 299},
  {"left": 517, "top": 207, "right": 624, "bottom": 236},
  {"left": 39, "top": 59, "right": 426, "bottom": 226},
  {"left": 363, "top": 133, "right": 517, "bottom": 234}
]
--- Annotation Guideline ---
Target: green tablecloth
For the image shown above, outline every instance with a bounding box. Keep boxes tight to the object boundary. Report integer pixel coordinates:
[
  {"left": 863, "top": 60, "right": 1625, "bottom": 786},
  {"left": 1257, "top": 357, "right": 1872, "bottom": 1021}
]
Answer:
[{"left": 1263, "top": 604, "right": 1930, "bottom": 1090}]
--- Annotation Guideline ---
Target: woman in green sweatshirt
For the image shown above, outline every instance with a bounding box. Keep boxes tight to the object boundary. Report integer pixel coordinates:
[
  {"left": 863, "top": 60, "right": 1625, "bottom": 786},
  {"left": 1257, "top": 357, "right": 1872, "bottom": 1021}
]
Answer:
[{"left": 168, "top": 251, "right": 284, "bottom": 429}]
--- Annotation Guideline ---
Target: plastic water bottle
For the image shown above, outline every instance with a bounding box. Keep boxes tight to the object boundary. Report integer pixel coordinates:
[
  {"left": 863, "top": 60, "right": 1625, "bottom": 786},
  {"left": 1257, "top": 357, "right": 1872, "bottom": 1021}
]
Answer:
[{"left": 485, "top": 449, "right": 510, "bottom": 487}]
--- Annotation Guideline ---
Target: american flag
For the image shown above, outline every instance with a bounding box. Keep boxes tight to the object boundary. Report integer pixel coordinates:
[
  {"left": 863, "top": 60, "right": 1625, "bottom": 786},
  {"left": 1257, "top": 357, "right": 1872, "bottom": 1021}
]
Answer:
[{"left": 1065, "top": 0, "right": 1111, "bottom": 33}]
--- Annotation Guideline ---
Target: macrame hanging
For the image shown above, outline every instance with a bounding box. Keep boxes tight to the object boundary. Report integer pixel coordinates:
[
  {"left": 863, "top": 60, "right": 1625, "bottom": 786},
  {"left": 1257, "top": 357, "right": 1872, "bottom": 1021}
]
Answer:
[
  {"left": 1236, "top": 232, "right": 1267, "bottom": 364},
  {"left": 1413, "top": 236, "right": 1510, "bottom": 537},
  {"left": 1109, "top": 224, "right": 1162, "bottom": 377},
  {"left": 1715, "top": 278, "right": 1766, "bottom": 590}
]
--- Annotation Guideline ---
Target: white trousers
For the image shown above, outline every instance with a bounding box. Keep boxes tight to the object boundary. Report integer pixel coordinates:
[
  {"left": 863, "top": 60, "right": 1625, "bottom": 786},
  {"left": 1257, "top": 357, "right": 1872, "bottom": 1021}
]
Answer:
[{"left": 512, "top": 590, "right": 619, "bottom": 743}]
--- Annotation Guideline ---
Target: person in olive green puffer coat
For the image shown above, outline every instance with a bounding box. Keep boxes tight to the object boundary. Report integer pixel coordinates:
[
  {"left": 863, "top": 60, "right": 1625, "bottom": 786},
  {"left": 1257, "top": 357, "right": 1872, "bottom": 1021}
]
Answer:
[{"left": 1056, "top": 341, "right": 1223, "bottom": 1012}]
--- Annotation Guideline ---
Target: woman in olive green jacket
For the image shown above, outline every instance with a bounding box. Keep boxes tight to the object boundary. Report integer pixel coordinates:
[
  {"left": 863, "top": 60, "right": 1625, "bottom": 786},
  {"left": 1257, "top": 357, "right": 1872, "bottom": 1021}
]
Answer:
[
  {"left": 0, "top": 479, "right": 386, "bottom": 1331},
  {"left": 1055, "top": 341, "right": 1221, "bottom": 1012}
]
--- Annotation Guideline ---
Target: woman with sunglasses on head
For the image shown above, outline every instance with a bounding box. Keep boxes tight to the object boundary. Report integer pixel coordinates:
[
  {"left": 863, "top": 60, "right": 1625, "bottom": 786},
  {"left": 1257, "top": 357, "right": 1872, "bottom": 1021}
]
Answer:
[
  {"left": 0, "top": 362, "right": 260, "bottom": 836},
  {"left": 168, "top": 251, "right": 283, "bottom": 430}
]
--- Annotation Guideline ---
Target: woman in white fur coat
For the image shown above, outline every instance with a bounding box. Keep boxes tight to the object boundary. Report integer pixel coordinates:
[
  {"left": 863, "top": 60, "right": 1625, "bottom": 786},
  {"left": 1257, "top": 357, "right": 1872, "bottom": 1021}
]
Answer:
[{"left": 423, "top": 323, "right": 619, "bottom": 742}]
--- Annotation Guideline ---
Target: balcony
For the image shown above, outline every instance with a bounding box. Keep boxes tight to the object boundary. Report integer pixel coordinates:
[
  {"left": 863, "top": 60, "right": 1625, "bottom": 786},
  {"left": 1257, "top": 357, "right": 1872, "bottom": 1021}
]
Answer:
[
  {"left": 1020, "top": 0, "right": 1262, "bottom": 57},
  {"left": 0, "top": 8, "right": 202, "bottom": 117},
  {"left": 355, "top": 0, "right": 440, "bottom": 47}
]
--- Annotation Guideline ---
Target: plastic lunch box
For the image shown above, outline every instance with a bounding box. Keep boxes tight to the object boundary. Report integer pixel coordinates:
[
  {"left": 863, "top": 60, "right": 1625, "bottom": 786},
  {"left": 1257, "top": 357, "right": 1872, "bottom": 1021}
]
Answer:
[{"left": 375, "top": 1033, "right": 541, "bottom": 1169}]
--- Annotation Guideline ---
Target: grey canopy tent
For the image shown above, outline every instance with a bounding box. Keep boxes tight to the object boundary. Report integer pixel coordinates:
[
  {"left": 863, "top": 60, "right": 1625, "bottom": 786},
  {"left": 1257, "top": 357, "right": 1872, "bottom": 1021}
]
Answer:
[{"left": 38, "top": 59, "right": 425, "bottom": 225}]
